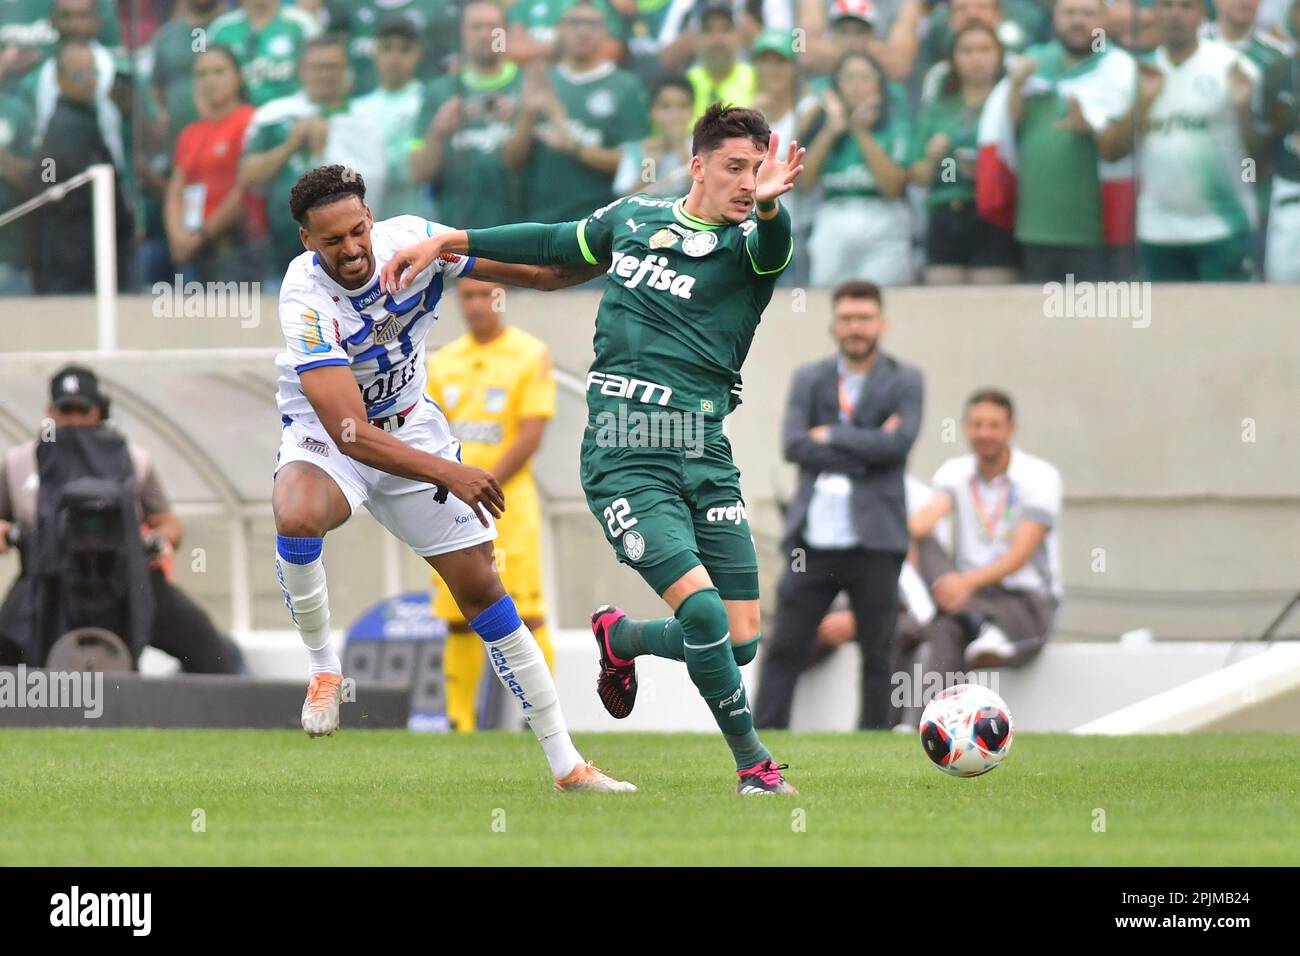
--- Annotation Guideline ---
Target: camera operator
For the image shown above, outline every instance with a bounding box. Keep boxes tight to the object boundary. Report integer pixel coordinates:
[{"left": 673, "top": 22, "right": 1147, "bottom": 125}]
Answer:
[{"left": 0, "top": 366, "right": 243, "bottom": 673}]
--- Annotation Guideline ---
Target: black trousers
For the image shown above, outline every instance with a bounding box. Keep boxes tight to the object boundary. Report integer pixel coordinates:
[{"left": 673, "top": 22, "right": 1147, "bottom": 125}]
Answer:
[{"left": 756, "top": 544, "right": 903, "bottom": 730}]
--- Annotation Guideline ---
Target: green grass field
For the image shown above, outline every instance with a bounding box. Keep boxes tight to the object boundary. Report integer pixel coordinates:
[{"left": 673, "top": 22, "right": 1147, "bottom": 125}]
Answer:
[{"left": 2, "top": 729, "right": 1297, "bottom": 866}]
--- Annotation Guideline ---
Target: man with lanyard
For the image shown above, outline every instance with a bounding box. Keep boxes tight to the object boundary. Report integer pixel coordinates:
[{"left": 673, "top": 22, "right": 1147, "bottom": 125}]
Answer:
[
  {"left": 754, "top": 280, "right": 924, "bottom": 732},
  {"left": 907, "top": 388, "right": 1063, "bottom": 676}
]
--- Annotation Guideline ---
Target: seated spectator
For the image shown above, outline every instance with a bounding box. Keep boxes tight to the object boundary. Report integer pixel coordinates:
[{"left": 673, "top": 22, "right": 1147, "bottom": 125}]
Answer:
[
  {"left": 34, "top": 41, "right": 134, "bottom": 293},
  {"left": 506, "top": 1, "right": 648, "bottom": 222},
  {"left": 918, "top": 0, "right": 1047, "bottom": 101},
  {"left": 239, "top": 35, "right": 387, "bottom": 275},
  {"left": 1259, "top": 0, "right": 1300, "bottom": 281},
  {"left": 800, "top": 51, "right": 912, "bottom": 286},
  {"left": 901, "top": 388, "right": 1062, "bottom": 723},
  {"left": 614, "top": 73, "right": 695, "bottom": 195},
  {"left": 151, "top": 0, "right": 228, "bottom": 147},
  {"left": 412, "top": 1, "right": 523, "bottom": 230},
  {"left": 978, "top": 0, "right": 1135, "bottom": 282},
  {"left": 165, "top": 45, "right": 266, "bottom": 284},
  {"left": 1202, "top": 0, "right": 1292, "bottom": 71},
  {"left": 0, "top": 91, "right": 35, "bottom": 294},
  {"left": 909, "top": 23, "right": 1018, "bottom": 283},
  {"left": 755, "top": 280, "right": 924, "bottom": 731},
  {"left": 0, "top": 366, "right": 243, "bottom": 674},
  {"left": 354, "top": 15, "right": 433, "bottom": 221},
  {"left": 681, "top": 2, "right": 758, "bottom": 118},
  {"left": 800, "top": 0, "right": 925, "bottom": 82},
  {"left": 211, "top": 0, "right": 320, "bottom": 107},
  {"left": 1130, "top": 0, "right": 1259, "bottom": 280}
]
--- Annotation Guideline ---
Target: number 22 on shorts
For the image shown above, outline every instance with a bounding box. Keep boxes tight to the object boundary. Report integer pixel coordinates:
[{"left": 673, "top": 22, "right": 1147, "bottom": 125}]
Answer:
[{"left": 604, "top": 497, "right": 637, "bottom": 538}]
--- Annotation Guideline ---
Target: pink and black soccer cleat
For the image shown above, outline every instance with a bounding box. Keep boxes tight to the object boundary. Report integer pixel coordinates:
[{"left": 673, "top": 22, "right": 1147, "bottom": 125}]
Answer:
[
  {"left": 591, "top": 604, "right": 637, "bottom": 719},
  {"left": 736, "top": 759, "right": 798, "bottom": 795}
]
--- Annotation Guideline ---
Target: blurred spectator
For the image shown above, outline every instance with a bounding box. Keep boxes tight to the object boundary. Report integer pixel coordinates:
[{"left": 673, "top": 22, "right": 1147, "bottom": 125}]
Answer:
[
  {"left": 355, "top": 15, "right": 433, "bottom": 220},
  {"left": 682, "top": 2, "right": 757, "bottom": 118},
  {"left": 412, "top": 1, "right": 523, "bottom": 229},
  {"left": 620, "top": 0, "right": 688, "bottom": 85},
  {"left": 240, "top": 36, "right": 387, "bottom": 274},
  {"left": 918, "top": 0, "right": 1046, "bottom": 100},
  {"left": 1259, "top": 0, "right": 1300, "bottom": 280},
  {"left": 801, "top": 0, "right": 924, "bottom": 81},
  {"left": 165, "top": 45, "right": 266, "bottom": 284},
  {"left": 613, "top": 72, "right": 694, "bottom": 195},
  {"left": 0, "top": 366, "right": 243, "bottom": 674},
  {"left": 25, "top": 0, "right": 128, "bottom": 179},
  {"left": 1134, "top": 0, "right": 1259, "bottom": 280},
  {"left": 905, "top": 388, "right": 1061, "bottom": 684},
  {"left": 979, "top": 0, "right": 1135, "bottom": 283},
  {"left": 0, "top": 0, "right": 123, "bottom": 97},
  {"left": 1106, "top": 0, "right": 1162, "bottom": 54},
  {"left": 0, "top": 91, "right": 35, "bottom": 294},
  {"left": 1202, "top": 0, "right": 1291, "bottom": 71},
  {"left": 659, "top": 0, "right": 792, "bottom": 73},
  {"left": 910, "top": 23, "right": 1018, "bottom": 283},
  {"left": 212, "top": 0, "right": 321, "bottom": 107},
  {"left": 35, "top": 41, "right": 134, "bottom": 292},
  {"left": 753, "top": 25, "right": 807, "bottom": 145},
  {"left": 800, "top": 51, "right": 912, "bottom": 286},
  {"left": 755, "top": 280, "right": 923, "bottom": 731},
  {"left": 150, "top": 0, "right": 227, "bottom": 148},
  {"left": 326, "top": 0, "right": 463, "bottom": 93},
  {"left": 507, "top": 0, "right": 627, "bottom": 65},
  {"left": 505, "top": 0, "right": 647, "bottom": 222}
]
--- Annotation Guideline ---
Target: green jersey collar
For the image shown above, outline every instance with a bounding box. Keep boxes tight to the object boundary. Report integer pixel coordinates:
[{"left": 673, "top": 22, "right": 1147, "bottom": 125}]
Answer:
[
  {"left": 673, "top": 197, "right": 724, "bottom": 230},
  {"left": 460, "top": 60, "right": 519, "bottom": 92}
]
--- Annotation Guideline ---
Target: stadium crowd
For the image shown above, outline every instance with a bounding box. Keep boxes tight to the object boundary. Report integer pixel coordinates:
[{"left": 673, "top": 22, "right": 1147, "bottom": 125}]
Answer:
[{"left": 0, "top": 0, "right": 1296, "bottom": 293}]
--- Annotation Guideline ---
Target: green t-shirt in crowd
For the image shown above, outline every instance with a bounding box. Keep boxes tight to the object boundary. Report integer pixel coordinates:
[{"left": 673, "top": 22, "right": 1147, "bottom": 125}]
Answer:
[
  {"left": 910, "top": 91, "right": 985, "bottom": 208},
  {"left": 523, "top": 61, "right": 649, "bottom": 223},
  {"left": 151, "top": 12, "right": 227, "bottom": 146},
  {"left": 1013, "top": 41, "right": 1105, "bottom": 246},
  {"left": 325, "top": 0, "right": 464, "bottom": 95},
  {"left": 211, "top": 5, "right": 318, "bottom": 107},
  {"left": 817, "top": 114, "right": 911, "bottom": 202},
  {"left": 509, "top": 0, "right": 625, "bottom": 42},
  {"left": 1261, "top": 51, "right": 1300, "bottom": 183},
  {"left": 417, "top": 61, "right": 524, "bottom": 229},
  {"left": 354, "top": 79, "right": 432, "bottom": 220}
]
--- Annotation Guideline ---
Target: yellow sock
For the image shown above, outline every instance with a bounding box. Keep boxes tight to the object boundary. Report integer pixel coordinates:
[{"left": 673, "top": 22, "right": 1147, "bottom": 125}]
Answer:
[{"left": 444, "top": 629, "right": 485, "bottom": 733}]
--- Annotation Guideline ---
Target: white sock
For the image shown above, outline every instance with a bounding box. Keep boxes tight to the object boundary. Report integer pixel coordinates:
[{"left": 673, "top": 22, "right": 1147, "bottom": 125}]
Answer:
[
  {"left": 275, "top": 553, "right": 340, "bottom": 676},
  {"left": 484, "top": 622, "right": 583, "bottom": 777}
]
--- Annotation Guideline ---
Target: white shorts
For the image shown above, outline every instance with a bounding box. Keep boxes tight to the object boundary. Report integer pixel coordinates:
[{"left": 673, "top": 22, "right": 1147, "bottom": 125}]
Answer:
[{"left": 275, "top": 396, "right": 497, "bottom": 557}]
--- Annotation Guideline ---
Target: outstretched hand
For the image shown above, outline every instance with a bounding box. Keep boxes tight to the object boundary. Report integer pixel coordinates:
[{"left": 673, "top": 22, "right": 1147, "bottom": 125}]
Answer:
[
  {"left": 755, "top": 132, "right": 806, "bottom": 205},
  {"left": 379, "top": 236, "right": 447, "bottom": 294}
]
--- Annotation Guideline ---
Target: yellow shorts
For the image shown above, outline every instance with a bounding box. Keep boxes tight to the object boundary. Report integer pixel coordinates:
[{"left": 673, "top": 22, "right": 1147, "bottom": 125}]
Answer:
[{"left": 433, "top": 504, "right": 546, "bottom": 626}]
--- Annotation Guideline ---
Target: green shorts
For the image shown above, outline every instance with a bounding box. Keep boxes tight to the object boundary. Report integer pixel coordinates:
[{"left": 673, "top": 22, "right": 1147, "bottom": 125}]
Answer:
[{"left": 579, "top": 418, "right": 760, "bottom": 600}]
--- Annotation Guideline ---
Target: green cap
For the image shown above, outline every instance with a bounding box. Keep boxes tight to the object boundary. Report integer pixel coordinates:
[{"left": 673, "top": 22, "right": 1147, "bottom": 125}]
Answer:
[{"left": 752, "top": 27, "right": 796, "bottom": 60}]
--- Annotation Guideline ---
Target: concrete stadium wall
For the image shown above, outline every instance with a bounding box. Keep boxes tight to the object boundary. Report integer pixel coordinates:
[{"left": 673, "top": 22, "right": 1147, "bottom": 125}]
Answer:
[{"left": 1, "top": 284, "right": 1297, "bottom": 644}]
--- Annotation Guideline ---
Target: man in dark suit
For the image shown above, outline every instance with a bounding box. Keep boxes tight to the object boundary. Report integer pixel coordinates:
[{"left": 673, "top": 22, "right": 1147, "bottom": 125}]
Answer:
[{"left": 755, "top": 279, "right": 924, "bottom": 730}]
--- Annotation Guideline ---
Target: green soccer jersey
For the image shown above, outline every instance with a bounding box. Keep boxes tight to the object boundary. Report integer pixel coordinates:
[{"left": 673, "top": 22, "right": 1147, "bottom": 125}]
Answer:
[
  {"left": 574, "top": 193, "right": 793, "bottom": 421},
  {"left": 910, "top": 91, "right": 983, "bottom": 208},
  {"left": 210, "top": 6, "right": 318, "bottom": 107},
  {"left": 418, "top": 62, "right": 523, "bottom": 228},
  {"left": 0, "top": 93, "right": 34, "bottom": 267},
  {"left": 523, "top": 62, "right": 649, "bottom": 222},
  {"left": 817, "top": 116, "right": 911, "bottom": 201},
  {"left": 325, "top": 0, "right": 463, "bottom": 95},
  {"left": 1014, "top": 41, "right": 1106, "bottom": 246},
  {"left": 1261, "top": 53, "right": 1300, "bottom": 183},
  {"left": 509, "top": 0, "right": 625, "bottom": 42},
  {"left": 151, "top": 13, "right": 225, "bottom": 145}
]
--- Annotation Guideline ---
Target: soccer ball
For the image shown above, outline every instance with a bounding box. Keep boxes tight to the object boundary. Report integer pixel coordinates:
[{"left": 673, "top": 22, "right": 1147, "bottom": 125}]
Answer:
[{"left": 918, "top": 684, "right": 1014, "bottom": 777}]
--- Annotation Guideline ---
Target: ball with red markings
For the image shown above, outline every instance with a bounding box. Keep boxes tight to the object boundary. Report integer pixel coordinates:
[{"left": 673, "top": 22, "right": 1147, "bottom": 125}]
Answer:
[{"left": 919, "top": 683, "right": 1014, "bottom": 777}]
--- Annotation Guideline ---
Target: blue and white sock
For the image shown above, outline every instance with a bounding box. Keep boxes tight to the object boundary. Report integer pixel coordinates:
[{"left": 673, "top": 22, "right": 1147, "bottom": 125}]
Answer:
[
  {"left": 276, "top": 535, "right": 341, "bottom": 677},
  {"left": 470, "top": 594, "right": 582, "bottom": 778}
]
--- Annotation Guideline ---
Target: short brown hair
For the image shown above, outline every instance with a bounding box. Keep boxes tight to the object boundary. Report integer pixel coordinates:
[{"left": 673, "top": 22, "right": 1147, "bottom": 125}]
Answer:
[
  {"left": 965, "top": 388, "right": 1015, "bottom": 420},
  {"left": 831, "top": 279, "right": 882, "bottom": 308},
  {"left": 692, "top": 103, "right": 770, "bottom": 156}
]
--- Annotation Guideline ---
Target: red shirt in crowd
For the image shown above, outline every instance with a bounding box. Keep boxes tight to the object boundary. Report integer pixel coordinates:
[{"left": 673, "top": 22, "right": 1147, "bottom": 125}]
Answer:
[{"left": 173, "top": 103, "right": 267, "bottom": 236}]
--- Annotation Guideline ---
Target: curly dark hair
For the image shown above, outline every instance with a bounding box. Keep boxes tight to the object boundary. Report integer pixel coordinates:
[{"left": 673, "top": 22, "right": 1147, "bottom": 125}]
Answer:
[{"left": 288, "top": 164, "right": 367, "bottom": 225}]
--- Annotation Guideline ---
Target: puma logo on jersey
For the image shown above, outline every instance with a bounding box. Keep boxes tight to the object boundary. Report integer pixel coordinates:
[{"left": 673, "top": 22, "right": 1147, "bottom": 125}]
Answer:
[
  {"left": 626, "top": 218, "right": 643, "bottom": 232},
  {"left": 607, "top": 251, "right": 696, "bottom": 299}
]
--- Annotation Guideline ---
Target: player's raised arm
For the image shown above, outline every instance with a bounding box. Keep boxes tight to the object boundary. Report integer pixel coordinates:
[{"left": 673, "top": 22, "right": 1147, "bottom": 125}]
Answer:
[
  {"left": 298, "top": 364, "right": 505, "bottom": 526},
  {"left": 746, "top": 133, "right": 805, "bottom": 275},
  {"left": 468, "top": 258, "right": 610, "bottom": 291}
]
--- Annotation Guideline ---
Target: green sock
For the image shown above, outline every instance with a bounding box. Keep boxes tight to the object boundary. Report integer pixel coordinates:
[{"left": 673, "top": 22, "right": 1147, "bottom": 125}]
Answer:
[
  {"left": 676, "top": 588, "right": 770, "bottom": 770},
  {"left": 609, "top": 616, "right": 685, "bottom": 662}
]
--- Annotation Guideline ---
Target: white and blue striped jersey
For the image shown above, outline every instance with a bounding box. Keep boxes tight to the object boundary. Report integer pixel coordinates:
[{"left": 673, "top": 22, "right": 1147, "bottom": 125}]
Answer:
[{"left": 274, "top": 216, "right": 476, "bottom": 420}]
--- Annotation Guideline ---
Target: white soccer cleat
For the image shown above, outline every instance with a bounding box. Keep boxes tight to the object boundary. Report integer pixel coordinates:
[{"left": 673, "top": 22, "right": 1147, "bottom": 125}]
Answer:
[
  {"left": 301, "top": 672, "right": 343, "bottom": 737},
  {"left": 964, "top": 624, "right": 1016, "bottom": 667},
  {"left": 553, "top": 761, "right": 637, "bottom": 793}
]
